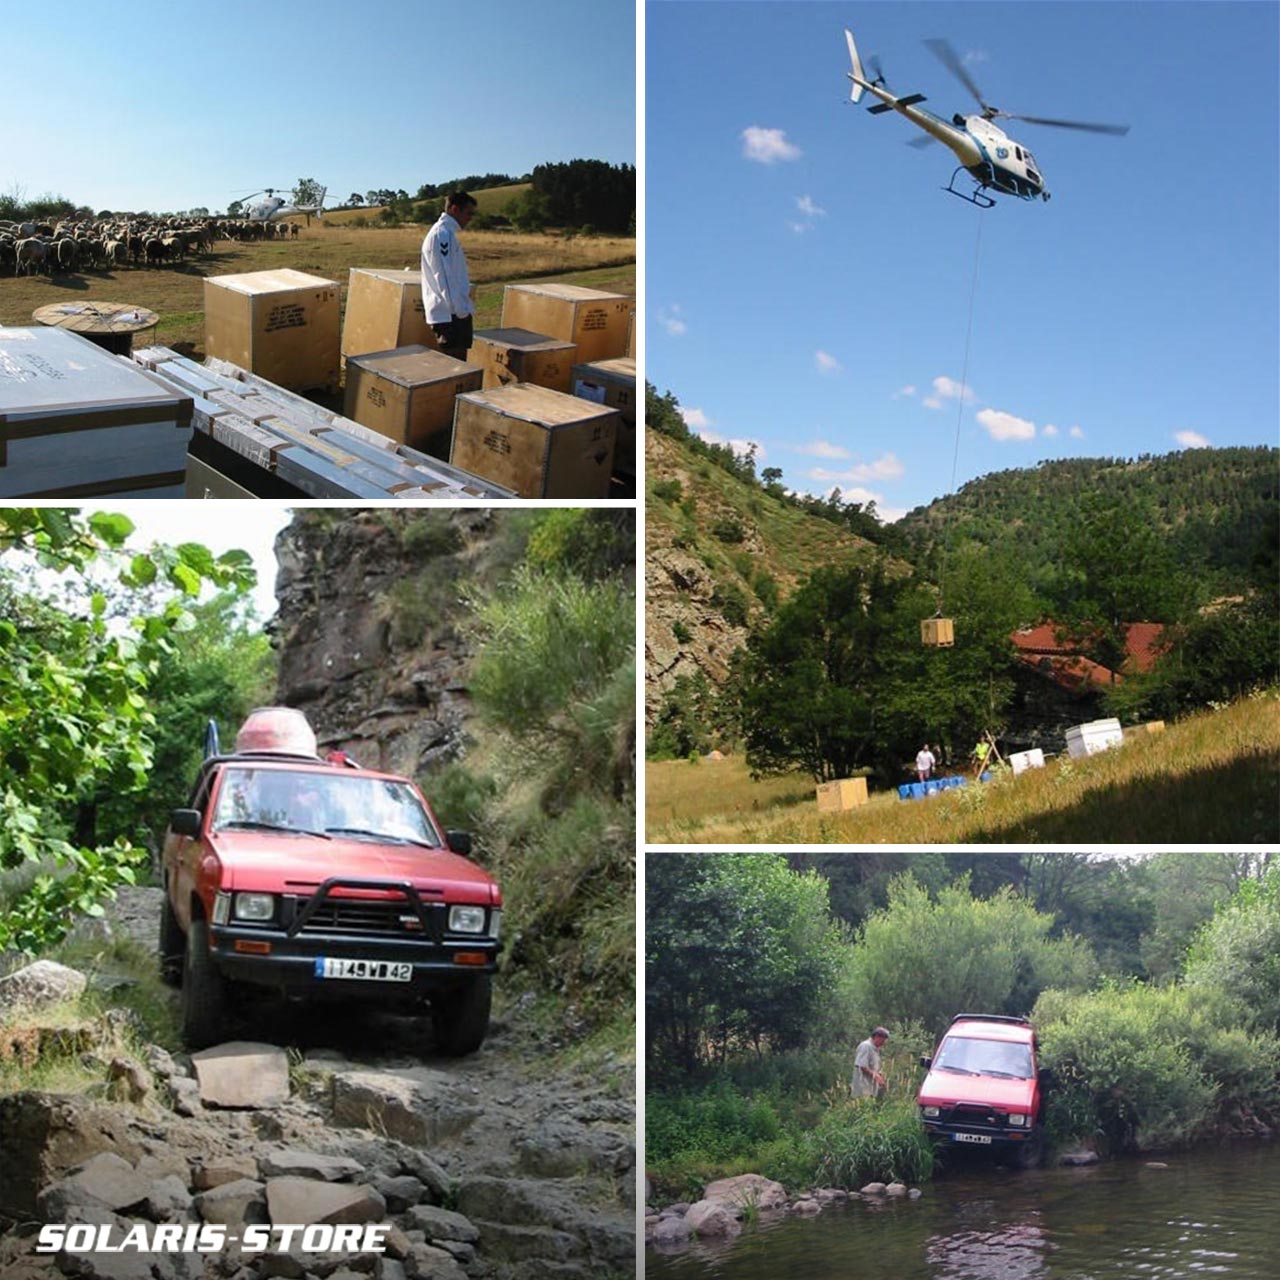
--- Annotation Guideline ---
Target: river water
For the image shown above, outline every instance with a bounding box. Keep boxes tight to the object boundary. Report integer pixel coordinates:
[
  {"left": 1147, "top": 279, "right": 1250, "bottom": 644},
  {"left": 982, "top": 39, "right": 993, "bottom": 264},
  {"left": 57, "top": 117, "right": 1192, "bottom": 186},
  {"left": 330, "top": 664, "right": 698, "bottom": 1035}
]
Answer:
[{"left": 646, "top": 1142, "right": 1278, "bottom": 1280}]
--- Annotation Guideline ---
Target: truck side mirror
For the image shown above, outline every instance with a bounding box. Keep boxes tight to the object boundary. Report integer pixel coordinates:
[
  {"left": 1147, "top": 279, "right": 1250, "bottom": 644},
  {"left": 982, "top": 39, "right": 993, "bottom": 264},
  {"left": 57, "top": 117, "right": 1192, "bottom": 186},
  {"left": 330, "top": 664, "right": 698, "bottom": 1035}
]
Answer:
[
  {"left": 446, "top": 830, "right": 472, "bottom": 856},
  {"left": 170, "top": 808, "right": 202, "bottom": 837},
  {"left": 1038, "top": 1067, "right": 1055, "bottom": 1089},
  {"left": 920, "top": 1055, "right": 933, "bottom": 1069}
]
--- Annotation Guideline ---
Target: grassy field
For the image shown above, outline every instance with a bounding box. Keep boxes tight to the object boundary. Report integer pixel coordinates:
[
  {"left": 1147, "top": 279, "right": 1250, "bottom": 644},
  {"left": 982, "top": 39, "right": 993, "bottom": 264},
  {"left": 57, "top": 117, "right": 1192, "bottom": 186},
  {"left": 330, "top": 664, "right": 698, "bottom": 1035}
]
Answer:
[
  {"left": 0, "top": 221, "right": 634, "bottom": 362},
  {"left": 646, "top": 690, "right": 1280, "bottom": 844}
]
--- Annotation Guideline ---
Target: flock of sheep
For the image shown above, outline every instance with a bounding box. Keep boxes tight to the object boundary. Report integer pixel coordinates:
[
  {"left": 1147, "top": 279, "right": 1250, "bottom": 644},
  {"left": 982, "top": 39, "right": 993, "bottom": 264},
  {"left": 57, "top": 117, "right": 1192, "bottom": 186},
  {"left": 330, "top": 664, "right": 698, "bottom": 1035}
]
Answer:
[{"left": 0, "top": 214, "right": 301, "bottom": 277}]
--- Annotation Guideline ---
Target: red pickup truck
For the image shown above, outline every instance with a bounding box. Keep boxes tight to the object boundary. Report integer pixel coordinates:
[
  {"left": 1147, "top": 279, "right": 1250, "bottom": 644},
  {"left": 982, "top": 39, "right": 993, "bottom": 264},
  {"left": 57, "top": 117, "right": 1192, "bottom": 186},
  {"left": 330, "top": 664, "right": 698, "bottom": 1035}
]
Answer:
[
  {"left": 159, "top": 708, "right": 502, "bottom": 1054},
  {"left": 917, "top": 1015, "right": 1050, "bottom": 1167}
]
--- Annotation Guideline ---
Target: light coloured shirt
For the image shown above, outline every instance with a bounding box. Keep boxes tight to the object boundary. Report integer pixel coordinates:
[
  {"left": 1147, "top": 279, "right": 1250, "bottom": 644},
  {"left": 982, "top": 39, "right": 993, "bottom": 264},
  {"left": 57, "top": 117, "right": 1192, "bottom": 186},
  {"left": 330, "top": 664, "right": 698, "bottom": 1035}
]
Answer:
[
  {"left": 420, "top": 212, "right": 473, "bottom": 323},
  {"left": 852, "top": 1037, "right": 882, "bottom": 1097},
  {"left": 916, "top": 750, "right": 935, "bottom": 775}
]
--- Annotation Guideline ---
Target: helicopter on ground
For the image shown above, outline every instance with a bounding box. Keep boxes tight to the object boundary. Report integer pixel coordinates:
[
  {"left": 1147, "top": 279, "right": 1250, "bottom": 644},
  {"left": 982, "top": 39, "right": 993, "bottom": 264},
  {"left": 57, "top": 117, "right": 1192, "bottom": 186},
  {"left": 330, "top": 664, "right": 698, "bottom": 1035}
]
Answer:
[
  {"left": 843, "top": 29, "right": 1128, "bottom": 207},
  {"left": 239, "top": 186, "right": 328, "bottom": 222}
]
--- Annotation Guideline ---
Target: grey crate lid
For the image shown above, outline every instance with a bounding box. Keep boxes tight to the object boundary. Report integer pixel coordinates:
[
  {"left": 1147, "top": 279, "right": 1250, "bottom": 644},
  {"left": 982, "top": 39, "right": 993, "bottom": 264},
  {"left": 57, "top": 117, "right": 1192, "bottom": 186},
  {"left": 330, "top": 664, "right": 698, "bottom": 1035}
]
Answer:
[{"left": 0, "top": 327, "right": 188, "bottom": 423}]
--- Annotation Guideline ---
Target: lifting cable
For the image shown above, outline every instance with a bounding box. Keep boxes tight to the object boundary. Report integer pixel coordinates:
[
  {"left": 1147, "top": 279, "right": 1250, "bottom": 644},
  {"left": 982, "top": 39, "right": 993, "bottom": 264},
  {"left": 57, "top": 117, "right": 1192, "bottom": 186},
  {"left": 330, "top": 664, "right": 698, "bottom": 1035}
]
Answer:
[{"left": 936, "top": 209, "right": 985, "bottom": 619}]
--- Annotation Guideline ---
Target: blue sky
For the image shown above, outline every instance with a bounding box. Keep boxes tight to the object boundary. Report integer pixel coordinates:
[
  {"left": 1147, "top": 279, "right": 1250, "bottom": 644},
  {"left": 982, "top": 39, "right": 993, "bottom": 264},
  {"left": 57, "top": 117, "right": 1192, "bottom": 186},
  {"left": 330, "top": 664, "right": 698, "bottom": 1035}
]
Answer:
[
  {"left": 646, "top": 0, "right": 1279, "bottom": 520},
  {"left": 2, "top": 0, "right": 634, "bottom": 215}
]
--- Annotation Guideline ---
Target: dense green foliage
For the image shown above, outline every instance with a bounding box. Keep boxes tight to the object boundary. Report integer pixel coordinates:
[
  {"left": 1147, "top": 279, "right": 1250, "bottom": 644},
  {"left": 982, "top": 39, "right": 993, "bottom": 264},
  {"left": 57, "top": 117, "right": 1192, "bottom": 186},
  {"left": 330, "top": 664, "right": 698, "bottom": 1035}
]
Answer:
[
  {"left": 847, "top": 876, "right": 1096, "bottom": 1037},
  {"left": 646, "top": 854, "right": 846, "bottom": 1074},
  {"left": 0, "top": 509, "right": 256, "bottom": 953},
  {"left": 529, "top": 160, "right": 636, "bottom": 234},
  {"left": 429, "top": 511, "right": 634, "bottom": 1029}
]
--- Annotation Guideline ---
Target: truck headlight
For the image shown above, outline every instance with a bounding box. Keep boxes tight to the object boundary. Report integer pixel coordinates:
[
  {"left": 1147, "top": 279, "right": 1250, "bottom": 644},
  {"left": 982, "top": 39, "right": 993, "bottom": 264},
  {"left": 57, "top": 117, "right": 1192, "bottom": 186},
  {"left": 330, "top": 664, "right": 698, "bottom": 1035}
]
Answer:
[
  {"left": 212, "top": 892, "right": 231, "bottom": 925},
  {"left": 1008, "top": 1113, "right": 1027, "bottom": 1127},
  {"left": 233, "top": 892, "right": 275, "bottom": 922},
  {"left": 489, "top": 909, "right": 502, "bottom": 941},
  {"left": 922, "top": 1106, "right": 940, "bottom": 1118},
  {"left": 448, "top": 905, "right": 487, "bottom": 934}
]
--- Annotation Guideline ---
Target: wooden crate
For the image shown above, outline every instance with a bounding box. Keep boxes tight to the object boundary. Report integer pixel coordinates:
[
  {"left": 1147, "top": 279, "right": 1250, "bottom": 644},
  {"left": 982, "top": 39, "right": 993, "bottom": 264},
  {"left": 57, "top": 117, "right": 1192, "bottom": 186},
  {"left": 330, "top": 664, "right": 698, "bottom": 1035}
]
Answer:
[
  {"left": 470, "top": 327, "right": 576, "bottom": 393},
  {"left": 204, "top": 268, "right": 339, "bottom": 393},
  {"left": 921, "top": 617, "right": 955, "bottom": 647},
  {"left": 571, "top": 357, "right": 636, "bottom": 485},
  {"left": 500, "top": 283, "right": 631, "bottom": 364},
  {"left": 0, "top": 326, "right": 191, "bottom": 497},
  {"left": 342, "top": 345, "right": 483, "bottom": 455},
  {"left": 341, "top": 268, "right": 437, "bottom": 361},
  {"left": 450, "top": 383, "right": 617, "bottom": 499},
  {"left": 815, "top": 777, "right": 869, "bottom": 812}
]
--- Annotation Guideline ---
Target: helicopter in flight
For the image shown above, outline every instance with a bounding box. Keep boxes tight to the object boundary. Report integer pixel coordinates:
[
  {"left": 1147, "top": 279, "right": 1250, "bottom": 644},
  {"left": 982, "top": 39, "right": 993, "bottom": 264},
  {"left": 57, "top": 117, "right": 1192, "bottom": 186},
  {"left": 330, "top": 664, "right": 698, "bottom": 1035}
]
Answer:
[
  {"left": 239, "top": 186, "right": 328, "bottom": 222},
  {"left": 843, "top": 29, "right": 1128, "bottom": 208}
]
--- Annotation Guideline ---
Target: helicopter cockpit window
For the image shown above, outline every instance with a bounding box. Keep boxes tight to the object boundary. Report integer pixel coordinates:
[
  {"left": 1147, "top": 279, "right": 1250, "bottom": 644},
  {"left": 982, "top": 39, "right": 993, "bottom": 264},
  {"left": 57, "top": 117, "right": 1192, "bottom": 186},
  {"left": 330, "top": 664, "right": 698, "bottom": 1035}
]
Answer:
[{"left": 1015, "top": 147, "right": 1024, "bottom": 162}]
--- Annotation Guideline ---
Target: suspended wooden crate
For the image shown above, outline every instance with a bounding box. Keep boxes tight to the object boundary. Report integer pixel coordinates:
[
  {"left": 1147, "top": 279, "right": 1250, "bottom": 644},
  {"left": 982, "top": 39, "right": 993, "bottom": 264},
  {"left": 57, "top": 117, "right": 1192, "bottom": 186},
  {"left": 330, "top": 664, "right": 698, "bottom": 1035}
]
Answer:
[{"left": 921, "top": 616, "right": 955, "bottom": 647}]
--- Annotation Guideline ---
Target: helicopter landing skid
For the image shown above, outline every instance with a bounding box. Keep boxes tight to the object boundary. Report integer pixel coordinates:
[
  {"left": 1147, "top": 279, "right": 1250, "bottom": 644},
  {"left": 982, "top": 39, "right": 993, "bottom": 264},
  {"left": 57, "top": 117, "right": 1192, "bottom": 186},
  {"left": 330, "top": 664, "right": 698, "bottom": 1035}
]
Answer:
[{"left": 944, "top": 167, "right": 996, "bottom": 209}]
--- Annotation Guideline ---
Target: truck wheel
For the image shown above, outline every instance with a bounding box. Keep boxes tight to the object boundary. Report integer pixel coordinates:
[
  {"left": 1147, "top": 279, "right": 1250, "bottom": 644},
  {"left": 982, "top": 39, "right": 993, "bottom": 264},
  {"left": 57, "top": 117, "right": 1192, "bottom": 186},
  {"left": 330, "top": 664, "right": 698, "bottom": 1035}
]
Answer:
[
  {"left": 181, "top": 918, "right": 225, "bottom": 1050},
  {"left": 1014, "top": 1133, "right": 1044, "bottom": 1169},
  {"left": 159, "top": 888, "right": 184, "bottom": 987},
  {"left": 432, "top": 976, "right": 491, "bottom": 1057}
]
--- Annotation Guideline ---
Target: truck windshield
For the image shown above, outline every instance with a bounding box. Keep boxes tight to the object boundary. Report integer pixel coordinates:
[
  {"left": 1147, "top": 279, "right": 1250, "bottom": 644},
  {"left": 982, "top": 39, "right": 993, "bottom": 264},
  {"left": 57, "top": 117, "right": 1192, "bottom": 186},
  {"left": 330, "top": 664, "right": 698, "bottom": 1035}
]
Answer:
[
  {"left": 211, "top": 767, "right": 441, "bottom": 847},
  {"left": 935, "top": 1035, "right": 1033, "bottom": 1079}
]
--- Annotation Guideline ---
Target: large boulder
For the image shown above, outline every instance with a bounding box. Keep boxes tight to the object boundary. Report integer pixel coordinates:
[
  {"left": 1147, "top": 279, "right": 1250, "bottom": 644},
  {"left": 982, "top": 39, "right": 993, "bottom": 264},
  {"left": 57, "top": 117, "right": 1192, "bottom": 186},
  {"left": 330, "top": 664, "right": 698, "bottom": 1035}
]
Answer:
[
  {"left": 330, "top": 1069, "right": 478, "bottom": 1146},
  {"left": 264, "top": 1177, "right": 387, "bottom": 1227},
  {"left": 702, "top": 1173, "right": 788, "bottom": 1212},
  {"left": 0, "top": 960, "right": 87, "bottom": 1019},
  {"left": 685, "top": 1199, "right": 741, "bottom": 1238},
  {"left": 404, "top": 1204, "right": 480, "bottom": 1244},
  {"left": 257, "top": 1148, "right": 365, "bottom": 1182},
  {"left": 191, "top": 1042, "right": 290, "bottom": 1108},
  {"left": 36, "top": 1153, "right": 150, "bottom": 1221},
  {"left": 192, "top": 1177, "right": 268, "bottom": 1227}
]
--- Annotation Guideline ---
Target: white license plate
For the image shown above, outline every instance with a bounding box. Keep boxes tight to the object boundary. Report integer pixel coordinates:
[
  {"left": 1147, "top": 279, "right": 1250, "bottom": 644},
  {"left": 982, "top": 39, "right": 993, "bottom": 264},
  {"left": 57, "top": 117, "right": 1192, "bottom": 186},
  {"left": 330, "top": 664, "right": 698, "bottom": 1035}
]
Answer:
[
  {"left": 315, "top": 957, "right": 412, "bottom": 982},
  {"left": 954, "top": 1133, "right": 993, "bottom": 1145}
]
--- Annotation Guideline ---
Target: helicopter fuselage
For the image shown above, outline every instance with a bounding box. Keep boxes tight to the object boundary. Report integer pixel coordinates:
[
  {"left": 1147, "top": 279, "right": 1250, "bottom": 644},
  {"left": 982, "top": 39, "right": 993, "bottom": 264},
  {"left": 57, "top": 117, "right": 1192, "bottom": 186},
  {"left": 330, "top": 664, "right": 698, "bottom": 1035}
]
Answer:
[{"left": 850, "top": 71, "right": 1050, "bottom": 202}]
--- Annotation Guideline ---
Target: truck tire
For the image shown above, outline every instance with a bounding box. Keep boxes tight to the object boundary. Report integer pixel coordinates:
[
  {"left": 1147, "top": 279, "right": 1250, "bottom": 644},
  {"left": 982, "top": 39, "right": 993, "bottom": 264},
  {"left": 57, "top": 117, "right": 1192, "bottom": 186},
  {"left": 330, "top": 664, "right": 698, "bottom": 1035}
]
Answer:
[
  {"left": 432, "top": 976, "right": 491, "bottom": 1057},
  {"left": 1014, "top": 1132, "right": 1044, "bottom": 1169},
  {"left": 159, "top": 886, "right": 184, "bottom": 987},
  {"left": 181, "top": 918, "right": 225, "bottom": 1049}
]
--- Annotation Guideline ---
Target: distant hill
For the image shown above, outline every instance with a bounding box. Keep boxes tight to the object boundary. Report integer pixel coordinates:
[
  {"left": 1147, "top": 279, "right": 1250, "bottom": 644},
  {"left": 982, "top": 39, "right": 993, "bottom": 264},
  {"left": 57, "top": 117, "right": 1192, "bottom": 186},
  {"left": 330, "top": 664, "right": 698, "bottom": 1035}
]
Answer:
[
  {"left": 897, "top": 448, "right": 1278, "bottom": 599},
  {"left": 323, "top": 184, "right": 531, "bottom": 224}
]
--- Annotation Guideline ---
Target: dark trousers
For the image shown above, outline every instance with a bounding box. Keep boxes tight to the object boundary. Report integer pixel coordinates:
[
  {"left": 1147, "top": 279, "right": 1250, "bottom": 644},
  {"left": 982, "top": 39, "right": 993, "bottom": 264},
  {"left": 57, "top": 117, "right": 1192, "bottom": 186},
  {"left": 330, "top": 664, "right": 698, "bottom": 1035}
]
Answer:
[{"left": 433, "top": 314, "right": 473, "bottom": 361}]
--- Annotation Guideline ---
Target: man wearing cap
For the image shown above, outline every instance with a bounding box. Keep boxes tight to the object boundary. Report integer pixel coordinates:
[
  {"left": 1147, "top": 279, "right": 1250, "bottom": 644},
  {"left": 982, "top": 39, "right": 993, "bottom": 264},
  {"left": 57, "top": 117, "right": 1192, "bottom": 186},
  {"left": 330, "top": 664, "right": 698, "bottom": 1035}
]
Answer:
[{"left": 852, "top": 1026, "right": 890, "bottom": 1098}]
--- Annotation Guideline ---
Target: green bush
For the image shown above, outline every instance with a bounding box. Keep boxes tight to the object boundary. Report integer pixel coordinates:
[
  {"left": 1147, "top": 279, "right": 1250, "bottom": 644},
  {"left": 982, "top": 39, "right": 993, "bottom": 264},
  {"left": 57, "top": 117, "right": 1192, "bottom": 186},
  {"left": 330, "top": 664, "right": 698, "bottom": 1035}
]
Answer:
[
  {"left": 672, "top": 620, "right": 691, "bottom": 645},
  {"left": 651, "top": 479, "right": 682, "bottom": 502},
  {"left": 712, "top": 517, "right": 746, "bottom": 544},
  {"left": 809, "top": 1098, "right": 935, "bottom": 1188}
]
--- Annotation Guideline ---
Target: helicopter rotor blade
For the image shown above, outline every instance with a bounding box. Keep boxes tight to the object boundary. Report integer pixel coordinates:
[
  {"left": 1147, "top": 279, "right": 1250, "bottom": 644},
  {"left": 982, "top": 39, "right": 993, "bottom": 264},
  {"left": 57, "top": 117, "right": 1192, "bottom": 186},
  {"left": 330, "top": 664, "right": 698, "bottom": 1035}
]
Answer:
[
  {"left": 923, "top": 37, "right": 990, "bottom": 112},
  {"left": 906, "top": 135, "right": 937, "bottom": 149},
  {"left": 1006, "top": 112, "right": 1130, "bottom": 135}
]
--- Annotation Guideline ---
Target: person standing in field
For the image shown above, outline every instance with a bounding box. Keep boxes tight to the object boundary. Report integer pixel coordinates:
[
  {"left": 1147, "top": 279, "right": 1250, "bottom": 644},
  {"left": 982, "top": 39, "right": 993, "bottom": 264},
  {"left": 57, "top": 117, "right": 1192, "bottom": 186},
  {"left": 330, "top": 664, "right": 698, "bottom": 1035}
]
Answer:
[
  {"left": 421, "top": 192, "right": 478, "bottom": 360},
  {"left": 915, "top": 743, "right": 936, "bottom": 784},
  {"left": 852, "top": 1026, "right": 890, "bottom": 1098}
]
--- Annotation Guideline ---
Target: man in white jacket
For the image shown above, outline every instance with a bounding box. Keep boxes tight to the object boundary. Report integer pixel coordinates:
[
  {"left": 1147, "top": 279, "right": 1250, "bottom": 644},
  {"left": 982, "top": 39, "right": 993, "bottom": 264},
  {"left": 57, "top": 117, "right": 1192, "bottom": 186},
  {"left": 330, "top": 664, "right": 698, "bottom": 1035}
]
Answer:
[{"left": 420, "top": 191, "right": 477, "bottom": 360}]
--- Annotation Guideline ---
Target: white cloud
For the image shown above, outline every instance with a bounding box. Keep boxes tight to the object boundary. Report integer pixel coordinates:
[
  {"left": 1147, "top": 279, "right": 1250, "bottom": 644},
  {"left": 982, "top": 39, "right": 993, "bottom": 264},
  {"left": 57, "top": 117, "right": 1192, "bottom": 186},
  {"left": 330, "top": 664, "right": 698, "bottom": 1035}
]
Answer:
[
  {"left": 796, "top": 440, "right": 852, "bottom": 460},
  {"left": 796, "top": 194, "right": 826, "bottom": 217},
  {"left": 1069, "top": 425, "right": 1085, "bottom": 439},
  {"left": 742, "top": 126, "right": 801, "bottom": 164},
  {"left": 815, "top": 350, "right": 842, "bottom": 375},
  {"left": 679, "top": 406, "right": 710, "bottom": 430},
  {"left": 656, "top": 305, "right": 686, "bottom": 337},
  {"left": 809, "top": 453, "right": 905, "bottom": 483},
  {"left": 893, "top": 385, "right": 917, "bottom": 399},
  {"left": 702, "top": 430, "right": 765, "bottom": 461},
  {"left": 923, "top": 396, "right": 943, "bottom": 410},
  {"left": 787, "top": 221, "right": 809, "bottom": 234},
  {"left": 976, "top": 408, "right": 1036, "bottom": 441},
  {"left": 1042, "top": 423, "right": 1059, "bottom": 437},
  {"left": 1176, "top": 429, "right": 1210, "bottom": 448},
  {"left": 932, "top": 375, "right": 975, "bottom": 403}
]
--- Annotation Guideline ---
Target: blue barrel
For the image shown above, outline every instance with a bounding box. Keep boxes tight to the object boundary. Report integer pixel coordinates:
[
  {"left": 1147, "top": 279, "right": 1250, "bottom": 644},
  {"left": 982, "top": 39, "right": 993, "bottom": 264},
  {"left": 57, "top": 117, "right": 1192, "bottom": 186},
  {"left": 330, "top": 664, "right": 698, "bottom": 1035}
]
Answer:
[{"left": 898, "top": 784, "right": 911, "bottom": 800}]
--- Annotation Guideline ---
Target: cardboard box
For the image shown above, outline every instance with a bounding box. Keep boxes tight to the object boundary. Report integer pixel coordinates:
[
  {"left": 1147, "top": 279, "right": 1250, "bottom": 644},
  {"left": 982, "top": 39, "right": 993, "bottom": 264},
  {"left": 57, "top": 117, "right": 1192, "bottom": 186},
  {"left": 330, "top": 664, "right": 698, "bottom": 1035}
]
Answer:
[
  {"left": 471, "top": 327, "right": 576, "bottom": 393},
  {"left": 450, "top": 383, "right": 617, "bottom": 499},
  {"left": 0, "top": 326, "right": 191, "bottom": 497},
  {"left": 204, "top": 269, "right": 340, "bottom": 392},
  {"left": 572, "top": 356, "right": 636, "bottom": 485},
  {"left": 500, "top": 283, "right": 631, "bottom": 364},
  {"left": 343, "top": 345, "right": 482, "bottom": 454},
  {"left": 341, "top": 268, "right": 437, "bottom": 361},
  {"left": 815, "top": 777, "right": 868, "bottom": 811},
  {"left": 921, "top": 617, "right": 955, "bottom": 647}
]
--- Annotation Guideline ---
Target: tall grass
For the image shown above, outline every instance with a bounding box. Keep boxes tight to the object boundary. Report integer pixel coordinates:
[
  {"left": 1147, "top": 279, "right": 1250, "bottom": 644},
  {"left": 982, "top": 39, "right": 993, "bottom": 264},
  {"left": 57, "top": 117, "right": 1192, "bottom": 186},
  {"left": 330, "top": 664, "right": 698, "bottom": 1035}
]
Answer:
[{"left": 647, "top": 690, "right": 1280, "bottom": 844}]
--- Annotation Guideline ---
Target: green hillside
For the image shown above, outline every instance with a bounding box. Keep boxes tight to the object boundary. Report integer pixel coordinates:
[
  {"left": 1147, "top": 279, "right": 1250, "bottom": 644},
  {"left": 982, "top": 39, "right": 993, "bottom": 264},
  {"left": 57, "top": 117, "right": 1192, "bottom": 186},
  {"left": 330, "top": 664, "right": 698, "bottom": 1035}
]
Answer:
[{"left": 897, "top": 448, "right": 1278, "bottom": 601}]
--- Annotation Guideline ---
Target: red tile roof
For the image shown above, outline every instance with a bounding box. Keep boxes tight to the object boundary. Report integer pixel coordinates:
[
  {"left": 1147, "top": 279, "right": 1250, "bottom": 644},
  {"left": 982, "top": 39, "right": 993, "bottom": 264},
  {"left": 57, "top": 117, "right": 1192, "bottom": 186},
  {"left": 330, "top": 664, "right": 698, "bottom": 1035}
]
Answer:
[{"left": 1010, "top": 621, "right": 1171, "bottom": 690}]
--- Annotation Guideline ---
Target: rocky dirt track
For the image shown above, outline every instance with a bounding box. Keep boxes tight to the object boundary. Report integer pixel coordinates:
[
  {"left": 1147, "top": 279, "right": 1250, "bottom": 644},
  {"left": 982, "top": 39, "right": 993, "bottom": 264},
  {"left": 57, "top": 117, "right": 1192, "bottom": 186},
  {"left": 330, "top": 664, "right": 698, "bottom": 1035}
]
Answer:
[{"left": 0, "top": 888, "right": 635, "bottom": 1280}]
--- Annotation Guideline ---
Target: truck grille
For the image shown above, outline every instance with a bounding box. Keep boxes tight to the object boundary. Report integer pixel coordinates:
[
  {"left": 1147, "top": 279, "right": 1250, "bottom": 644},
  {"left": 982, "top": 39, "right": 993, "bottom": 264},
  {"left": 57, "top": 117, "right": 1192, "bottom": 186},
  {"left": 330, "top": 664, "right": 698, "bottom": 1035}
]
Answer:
[
  {"left": 944, "top": 1104, "right": 1007, "bottom": 1130},
  {"left": 287, "top": 896, "right": 440, "bottom": 938}
]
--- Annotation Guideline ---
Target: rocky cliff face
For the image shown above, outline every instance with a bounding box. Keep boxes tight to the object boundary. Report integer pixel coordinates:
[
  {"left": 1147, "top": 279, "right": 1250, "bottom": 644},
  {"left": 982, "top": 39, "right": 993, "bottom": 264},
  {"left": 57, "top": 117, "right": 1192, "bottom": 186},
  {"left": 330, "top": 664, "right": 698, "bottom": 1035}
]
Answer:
[{"left": 271, "top": 510, "right": 497, "bottom": 779}]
